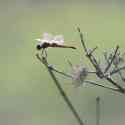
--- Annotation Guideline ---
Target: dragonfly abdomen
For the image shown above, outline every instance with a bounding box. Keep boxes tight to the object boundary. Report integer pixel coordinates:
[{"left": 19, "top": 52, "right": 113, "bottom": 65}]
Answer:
[{"left": 50, "top": 43, "right": 76, "bottom": 49}]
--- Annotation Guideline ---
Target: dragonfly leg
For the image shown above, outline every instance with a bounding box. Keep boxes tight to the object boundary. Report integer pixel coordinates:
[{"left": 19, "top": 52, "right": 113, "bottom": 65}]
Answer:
[
  {"left": 44, "top": 49, "right": 47, "bottom": 58},
  {"left": 41, "top": 49, "right": 44, "bottom": 57},
  {"left": 41, "top": 49, "right": 47, "bottom": 58}
]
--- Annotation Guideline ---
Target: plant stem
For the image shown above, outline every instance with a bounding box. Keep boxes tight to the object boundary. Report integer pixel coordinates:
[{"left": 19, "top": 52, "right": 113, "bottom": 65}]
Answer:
[
  {"left": 36, "top": 54, "right": 84, "bottom": 125},
  {"left": 96, "top": 97, "right": 100, "bottom": 125},
  {"left": 104, "top": 45, "right": 119, "bottom": 73},
  {"left": 85, "top": 80, "right": 120, "bottom": 93}
]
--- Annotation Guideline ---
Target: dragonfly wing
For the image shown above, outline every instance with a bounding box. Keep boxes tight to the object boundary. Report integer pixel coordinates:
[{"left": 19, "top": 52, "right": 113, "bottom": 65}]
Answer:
[
  {"left": 36, "top": 38, "right": 44, "bottom": 44},
  {"left": 53, "top": 35, "right": 64, "bottom": 45},
  {"left": 36, "top": 32, "right": 53, "bottom": 44},
  {"left": 36, "top": 38, "right": 42, "bottom": 42},
  {"left": 36, "top": 33, "right": 64, "bottom": 45},
  {"left": 43, "top": 32, "right": 53, "bottom": 42}
]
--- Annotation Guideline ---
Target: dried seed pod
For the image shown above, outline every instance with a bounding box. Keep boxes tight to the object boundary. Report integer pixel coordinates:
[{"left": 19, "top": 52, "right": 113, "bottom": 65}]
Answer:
[{"left": 71, "top": 64, "right": 88, "bottom": 87}]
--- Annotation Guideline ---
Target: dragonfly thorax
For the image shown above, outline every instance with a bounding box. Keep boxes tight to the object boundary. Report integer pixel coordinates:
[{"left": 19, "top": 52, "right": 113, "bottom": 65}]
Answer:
[{"left": 36, "top": 42, "right": 50, "bottom": 50}]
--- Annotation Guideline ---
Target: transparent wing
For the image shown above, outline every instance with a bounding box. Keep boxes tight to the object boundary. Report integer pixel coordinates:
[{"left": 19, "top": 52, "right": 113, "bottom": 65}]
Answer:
[
  {"left": 53, "top": 35, "right": 64, "bottom": 44},
  {"left": 36, "top": 32, "right": 53, "bottom": 44},
  {"left": 36, "top": 33, "right": 64, "bottom": 44},
  {"left": 43, "top": 32, "right": 53, "bottom": 41}
]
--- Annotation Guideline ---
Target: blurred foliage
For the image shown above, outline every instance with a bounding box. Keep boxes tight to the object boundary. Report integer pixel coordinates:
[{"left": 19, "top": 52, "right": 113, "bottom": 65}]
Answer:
[{"left": 0, "top": 1, "right": 125, "bottom": 125}]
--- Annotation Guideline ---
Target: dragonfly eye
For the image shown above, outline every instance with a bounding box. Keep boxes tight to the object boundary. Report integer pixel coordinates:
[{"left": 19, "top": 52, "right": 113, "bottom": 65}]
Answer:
[{"left": 36, "top": 44, "right": 42, "bottom": 50}]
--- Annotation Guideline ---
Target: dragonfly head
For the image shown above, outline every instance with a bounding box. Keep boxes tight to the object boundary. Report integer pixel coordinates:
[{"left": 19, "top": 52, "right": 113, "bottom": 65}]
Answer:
[
  {"left": 36, "top": 39, "right": 43, "bottom": 50},
  {"left": 36, "top": 44, "right": 42, "bottom": 50}
]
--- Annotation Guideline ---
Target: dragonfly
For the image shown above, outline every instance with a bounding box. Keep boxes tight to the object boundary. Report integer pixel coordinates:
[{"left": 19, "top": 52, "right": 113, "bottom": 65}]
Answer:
[{"left": 36, "top": 33, "right": 76, "bottom": 57}]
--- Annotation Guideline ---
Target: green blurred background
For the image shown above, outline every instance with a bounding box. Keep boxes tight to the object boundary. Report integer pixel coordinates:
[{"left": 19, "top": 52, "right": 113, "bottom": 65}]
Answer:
[{"left": 0, "top": 0, "right": 125, "bottom": 125}]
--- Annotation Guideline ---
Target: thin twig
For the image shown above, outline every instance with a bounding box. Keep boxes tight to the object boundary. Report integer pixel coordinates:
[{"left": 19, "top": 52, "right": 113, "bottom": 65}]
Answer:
[
  {"left": 88, "top": 46, "right": 98, "bottom": 57},
  {"left": 113, "top": 62, "right": 125, "bottom": 82},
  {"left": 78, "top": 28, "right": 125, "bottom": 93},
  {"left": 87, "top": 71, "right": 97, "bottom": 74},
  {"left": 106, "top": 77, "right": 125, "bottom": 93},
  {"left": 110, "top": 65, "right": 125, "bottom": 75},
  {"left": 103, "top": 51, "right": 110, "bottom": 65},
  {"left": 77, "top": 27, "right": 104, "bottom": 78},
  {"left": 104, "top": 45, "right": 119, "bottom": 73},
  {"left": 43, "top": 61, "right": 122, "bottom": 93},
  {"left": 96, "top": 97, "right": 100, "bottom": 125},
  {"left": 49, "top": 66, "right": 72, "bottom": 78},
  {"left": 85, "top": 80, "right": 121, "bottom": 93},
  {"left": 36, "top": 54, "right": 84, "bottom": 125},
  {"left": 77, "top": 27, "right": 88, "bottom": 54},
  {"left": 67, "top": 59, "right": 73, "bottom": 68}
]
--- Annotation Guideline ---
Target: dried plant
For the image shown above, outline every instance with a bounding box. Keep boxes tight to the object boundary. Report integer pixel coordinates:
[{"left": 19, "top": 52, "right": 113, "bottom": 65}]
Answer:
[
  {"left": 36, "top": 28, "right": 125, "bottom": 125},
  {"left": 96, "top": 97, "right": 100, "bottom": 125},
  {"left": 36, "top": 55, "right": 85, "bottom": 125},
  {"left": 77, "top": 27, "right": 125, "bottom": 94}
]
